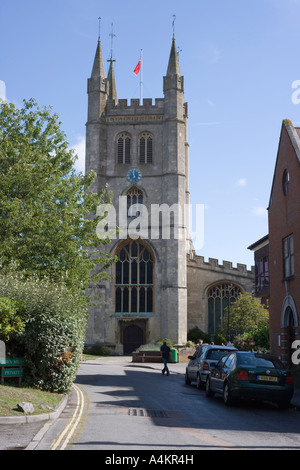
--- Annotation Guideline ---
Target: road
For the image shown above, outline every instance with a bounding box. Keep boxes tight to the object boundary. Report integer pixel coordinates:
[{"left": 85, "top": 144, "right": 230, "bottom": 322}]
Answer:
[{"left": 35, "top": 357, "right": 300, "bottom": 452}]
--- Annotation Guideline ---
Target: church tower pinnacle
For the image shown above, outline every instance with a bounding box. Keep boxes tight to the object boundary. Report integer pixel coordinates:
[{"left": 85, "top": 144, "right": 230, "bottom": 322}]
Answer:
[
  {"left": 107, "top": 59, "right": 118, "bottom": 103},
  {"left": 107, "top": 23, "right": 118, "bottom": 103},
  {"left": 87, "top": 39, "right": 107, "bottom": 121},
  {"left": 166, "top": 36, "right": 181, "bottom": 77}
]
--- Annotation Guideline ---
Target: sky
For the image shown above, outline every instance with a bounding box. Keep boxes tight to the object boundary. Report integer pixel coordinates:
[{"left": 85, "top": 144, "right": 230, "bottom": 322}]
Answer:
[{"left": 1, "top": 0, "right": 300, "bottom": 269}]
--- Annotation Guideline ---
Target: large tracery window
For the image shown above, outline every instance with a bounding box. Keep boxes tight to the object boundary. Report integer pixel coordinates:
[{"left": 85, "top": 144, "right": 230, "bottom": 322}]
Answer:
[
  {"left": 207, "top": 283, "right": 242, "bottom": 335},
  {"left": 115, "top": 240, "right": 154, "bottom": 315}
]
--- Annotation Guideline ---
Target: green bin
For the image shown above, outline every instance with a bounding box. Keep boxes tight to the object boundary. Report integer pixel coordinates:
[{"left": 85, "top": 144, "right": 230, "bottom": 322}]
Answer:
[{"left": 171, "top": 348, "right": 178, "bottom": 363}]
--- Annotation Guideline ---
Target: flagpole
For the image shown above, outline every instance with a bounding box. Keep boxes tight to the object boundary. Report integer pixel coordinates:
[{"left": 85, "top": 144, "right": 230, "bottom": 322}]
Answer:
[{"left": 140, "top": 49, "right": 143, "bottom": 105}]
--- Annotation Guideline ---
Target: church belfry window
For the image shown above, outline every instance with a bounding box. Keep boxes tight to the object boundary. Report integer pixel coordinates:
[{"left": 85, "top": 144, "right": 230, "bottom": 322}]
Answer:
[
  {"left": 115, "top": 240, "right": 154, "bottom": 315},
  {"left": 118, "top": 132, "right": 131, "bottom": 164},
  {"left": 139, "top": 132, "right": 153, "bottom": 164}
]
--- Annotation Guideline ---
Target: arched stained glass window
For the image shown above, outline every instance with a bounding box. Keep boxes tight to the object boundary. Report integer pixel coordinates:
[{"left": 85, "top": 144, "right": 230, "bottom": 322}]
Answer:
[
  {"left": 115, "top": 240, "right": 154, "bottom": 314},
  {"left": 126, "top": 187, "right": 144, "bottom": 217},
  {"left": 207, "top": 283, "right": 242, "bottom": 335}
]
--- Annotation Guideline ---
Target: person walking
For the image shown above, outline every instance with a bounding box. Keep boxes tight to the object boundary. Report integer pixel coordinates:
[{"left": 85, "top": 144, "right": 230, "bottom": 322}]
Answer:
[{"left": 160, "top": 341, "right": 171, "bottom": 376}]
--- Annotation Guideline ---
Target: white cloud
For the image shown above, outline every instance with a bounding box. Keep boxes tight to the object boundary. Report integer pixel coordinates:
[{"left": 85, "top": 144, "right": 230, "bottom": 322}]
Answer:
[
  {"left": 0, "top": 80, "right": 6, "bottom": 101},
  {"left": 251, "top": 206, "right": 267, "bottom": 217},
  {"left": 71, "top": 135, "right": 86, "bottom": 174},
  {"left": 236, "top": 178, "right": 247, "bottom": 187}
]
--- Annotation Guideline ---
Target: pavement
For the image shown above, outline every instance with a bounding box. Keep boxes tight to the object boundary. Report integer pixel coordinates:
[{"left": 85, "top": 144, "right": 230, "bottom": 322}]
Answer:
[{"left": 0, "top": 356, "right": 299, "bottom": 450}]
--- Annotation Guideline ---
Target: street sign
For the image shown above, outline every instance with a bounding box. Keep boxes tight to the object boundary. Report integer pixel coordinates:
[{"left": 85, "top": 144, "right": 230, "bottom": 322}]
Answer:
[
  {"left": 0, "top": 358, "right": 27, "bottom": 366},
  {"left": 2, "top": 368, "right": 23, "bottom": 377}
]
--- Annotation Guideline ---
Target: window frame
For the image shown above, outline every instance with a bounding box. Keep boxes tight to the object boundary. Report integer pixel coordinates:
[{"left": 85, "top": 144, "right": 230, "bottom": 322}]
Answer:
[
  {"left": 139, "top": 132, "right": 153, "bottom": 164},
  {"left": 282, "top": 169, "right": 290, "bottom": 196},
  {"left": 283, "top": 234, "right": 294, "bottom": 279},
  {"left": 126, "top": 187, "right": 144, "bottom": 217},
  {"left": 115, "top": 240, "right": 154, "bottom": 315},
  {"left": 117, "top": 132, "right": 131, "bottom": 164},
  {"left": 255, "top": 256, "right": 269, "bottom": 289},
  {"left": 207, "top": 283, "right": 243, "bottom": 335}
]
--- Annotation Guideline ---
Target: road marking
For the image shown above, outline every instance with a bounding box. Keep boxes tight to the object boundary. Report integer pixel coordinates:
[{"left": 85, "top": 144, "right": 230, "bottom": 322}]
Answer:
[{"left": 51, "top": 384, "right": 84, "bottom": 450}]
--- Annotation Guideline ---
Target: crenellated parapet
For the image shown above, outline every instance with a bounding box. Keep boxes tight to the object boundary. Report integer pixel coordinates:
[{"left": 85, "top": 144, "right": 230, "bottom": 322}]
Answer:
[
  {"left": 188, "top": 253, "right": 255, "bottom": 277},
  {"left": 105, "top": 98, "right": 164, "bottom": 119}
]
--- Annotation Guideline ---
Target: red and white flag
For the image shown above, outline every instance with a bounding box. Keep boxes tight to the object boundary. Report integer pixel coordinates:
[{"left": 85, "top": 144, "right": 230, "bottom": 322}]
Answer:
[{"left": 133, "top": 58, "right": 141, "bottom": 75}]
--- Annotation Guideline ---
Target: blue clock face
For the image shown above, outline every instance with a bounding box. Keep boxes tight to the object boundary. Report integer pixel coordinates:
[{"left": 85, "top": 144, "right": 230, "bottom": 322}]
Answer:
[{"left": 127, "top": 168, "right": 142, "bottom": 184}]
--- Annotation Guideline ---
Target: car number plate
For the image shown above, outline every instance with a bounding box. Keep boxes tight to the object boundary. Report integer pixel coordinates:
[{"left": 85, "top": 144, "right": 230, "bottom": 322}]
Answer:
[{"left": 257, "top": 375, "right": 278, "bottom": 382}]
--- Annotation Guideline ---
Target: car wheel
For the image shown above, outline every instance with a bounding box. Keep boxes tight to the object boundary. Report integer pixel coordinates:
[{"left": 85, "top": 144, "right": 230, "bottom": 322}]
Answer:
[
  {"left": 185, "top": 370, "right": 191, "bottom": 385},
  {"left": 196, "top": 373, "right": 203, "bottom": 390},
  {"left": 205, "top": 377, "right": 214, "bottom": 398},
  {"left": 223, "top": 382, "right": 234, "bottom": 406}
]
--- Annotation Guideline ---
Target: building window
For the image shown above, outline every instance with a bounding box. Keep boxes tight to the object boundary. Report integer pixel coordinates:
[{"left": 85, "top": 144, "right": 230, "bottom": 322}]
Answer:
[
  {"left": 118, "top": 133, "right": 131, "bottom": 164},
  {"left": 283, "top": 234, "right": 294, "bottom": 279},
  {"left": 139, "top": 132, "right": 153, "bottom": 164},
  {"left": 255, "top": 257, "right": 269, "bottom": 290},
  {"left": 207, "top": 283, "right": 242, "bottom": 336},
  {"left": 115, "top": 240, "right": 154, "bottom": 314},
  {"left": 126, "top": 187, "right": 144, "bottom": 217},
  {"left": 282, "top": 169, "right": 290, "bottom": 196}
]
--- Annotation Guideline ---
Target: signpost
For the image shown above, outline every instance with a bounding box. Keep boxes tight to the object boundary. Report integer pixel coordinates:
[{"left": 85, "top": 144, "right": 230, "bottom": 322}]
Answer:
[{"left": 0, "top": 358, "right": 27, "bottom": 385}]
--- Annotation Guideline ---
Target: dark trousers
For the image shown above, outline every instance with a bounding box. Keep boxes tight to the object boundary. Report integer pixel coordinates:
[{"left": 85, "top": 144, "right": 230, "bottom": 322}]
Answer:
[{"left": 162, "top": 357, "right": 169, "bottom": 375}]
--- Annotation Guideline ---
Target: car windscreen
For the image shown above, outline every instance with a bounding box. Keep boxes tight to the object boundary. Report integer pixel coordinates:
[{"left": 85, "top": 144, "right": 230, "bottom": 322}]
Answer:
[
  {"left": 237, "top": 353, "right": 285, "bottom": 369},
  {"left": 206, "top": 349, "right": 233, "bottom": 361}
]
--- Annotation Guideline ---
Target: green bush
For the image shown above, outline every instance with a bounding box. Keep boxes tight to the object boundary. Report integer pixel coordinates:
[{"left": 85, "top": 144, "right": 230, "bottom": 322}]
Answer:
[
  {"left": 0, "top": 296, "right": 24, "bottom": 342},
  {"left": 85, "top": 343, "right": 111, "bottom": 356},
  {"left": 155, "top": 338, "right": 174, "bottom": 349},
  {"left": 0, "top": 272, "right": 88, "bottom": 393},
  {"left": 213, "top": 331, "right": 227, "bottom": 346},
  {"left": 187, "top": 327, "right": 210, "bottom": 344},
  {"left": 234, "top": 324, "right": 270, "bottom": 353}
]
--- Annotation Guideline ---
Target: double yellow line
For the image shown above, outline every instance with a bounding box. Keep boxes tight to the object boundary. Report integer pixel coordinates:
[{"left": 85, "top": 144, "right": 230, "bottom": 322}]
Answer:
[{"left": 51, "top": 384, "right": 85, "bottom": 450}]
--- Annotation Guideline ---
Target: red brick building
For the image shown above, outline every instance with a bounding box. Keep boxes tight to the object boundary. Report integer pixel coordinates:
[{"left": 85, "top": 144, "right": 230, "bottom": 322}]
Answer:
[{"left": 268, "top": 120, "right": 300, "bottom": 366}]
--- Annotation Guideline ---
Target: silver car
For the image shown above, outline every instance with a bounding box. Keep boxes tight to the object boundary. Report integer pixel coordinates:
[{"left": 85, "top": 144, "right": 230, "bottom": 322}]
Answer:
[{"left": 185, "top": 345, "right": 237, "bottom": 389}]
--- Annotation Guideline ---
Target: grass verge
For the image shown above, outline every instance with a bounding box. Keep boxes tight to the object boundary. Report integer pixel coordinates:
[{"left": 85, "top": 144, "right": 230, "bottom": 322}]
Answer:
[{"left": 0, "top": 384, "right": 64, "bottom": 417}]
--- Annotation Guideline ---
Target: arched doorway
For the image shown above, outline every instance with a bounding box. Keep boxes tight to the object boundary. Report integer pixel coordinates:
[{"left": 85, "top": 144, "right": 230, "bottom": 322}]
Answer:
[
  {"left": 123, "top": 324, "right": 144, "bottom": 355},
  {"left": 281, "top": 296, "right": 299, "bottom": 366}
]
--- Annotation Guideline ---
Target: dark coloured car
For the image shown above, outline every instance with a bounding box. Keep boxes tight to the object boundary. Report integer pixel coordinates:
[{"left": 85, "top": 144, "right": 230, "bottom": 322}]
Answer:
[
  {"left": 185, "top": 345, "right": 237, "bottom": 388},
  {"left": 206, "top": 351, "right": 294, "bottom": 409}
]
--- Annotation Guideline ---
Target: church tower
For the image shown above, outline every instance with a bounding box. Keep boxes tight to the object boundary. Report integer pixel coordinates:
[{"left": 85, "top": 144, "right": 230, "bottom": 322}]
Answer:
[{"left": 85, "top": 35, "right": 191, "bottom": 354}]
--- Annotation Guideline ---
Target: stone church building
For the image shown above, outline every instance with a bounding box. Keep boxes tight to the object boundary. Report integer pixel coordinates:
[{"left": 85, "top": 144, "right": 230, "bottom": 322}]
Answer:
[{"left": 85, "top": 35, "right": 254, "bottom": 354}]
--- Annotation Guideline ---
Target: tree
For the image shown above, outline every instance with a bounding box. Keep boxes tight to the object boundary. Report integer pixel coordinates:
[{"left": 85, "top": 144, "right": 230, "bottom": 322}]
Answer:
[
  {"left": 0, "top": 99, "right": 114, "bottom": 289},
  {"left": 224, "top": 293, "right": 269, "bottom": 337},
  {"left": 0, "top": 296, "right": 24, "bottom": 342}
]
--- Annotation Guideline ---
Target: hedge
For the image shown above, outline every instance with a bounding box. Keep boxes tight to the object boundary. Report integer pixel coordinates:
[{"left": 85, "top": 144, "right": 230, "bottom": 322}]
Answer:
[{"left": 0, "top": 271, "right": 88, "bottom": 393}]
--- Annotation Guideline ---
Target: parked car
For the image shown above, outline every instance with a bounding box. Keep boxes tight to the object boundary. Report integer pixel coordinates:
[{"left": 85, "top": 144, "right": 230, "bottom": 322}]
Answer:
[
  {"left": 185, "top": 345, "right": 237, "bottom": 389},
  {"left": 206, "top": 351, "right": 294, "bottom": 409}
]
